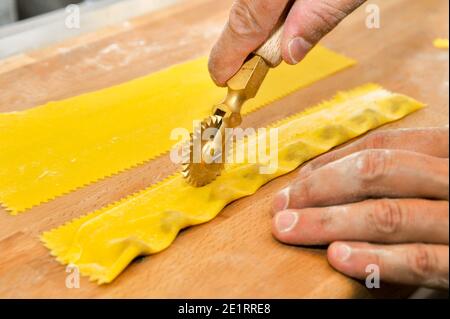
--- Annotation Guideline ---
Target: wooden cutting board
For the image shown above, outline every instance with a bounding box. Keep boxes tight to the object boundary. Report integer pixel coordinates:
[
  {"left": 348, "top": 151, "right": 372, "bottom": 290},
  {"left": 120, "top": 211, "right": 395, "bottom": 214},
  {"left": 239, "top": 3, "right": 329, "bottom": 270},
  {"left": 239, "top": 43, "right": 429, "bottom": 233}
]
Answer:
[{"left": 0, "top": 0, "right": 448, "bottom": 298}]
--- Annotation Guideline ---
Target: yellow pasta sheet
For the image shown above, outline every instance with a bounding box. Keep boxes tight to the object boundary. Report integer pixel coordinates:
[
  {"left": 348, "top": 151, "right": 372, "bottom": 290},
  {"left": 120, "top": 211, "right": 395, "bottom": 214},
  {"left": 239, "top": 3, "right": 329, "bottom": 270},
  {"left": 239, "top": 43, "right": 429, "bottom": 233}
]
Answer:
[
  {"left": 42, "top": 84, "right": 424, "bottom": 284},
  {"left": 433, "top": 38, "right": 449, "bottom": 49},
  {"left": 0, "top": 46, "right": 354, "bottom": 214}
]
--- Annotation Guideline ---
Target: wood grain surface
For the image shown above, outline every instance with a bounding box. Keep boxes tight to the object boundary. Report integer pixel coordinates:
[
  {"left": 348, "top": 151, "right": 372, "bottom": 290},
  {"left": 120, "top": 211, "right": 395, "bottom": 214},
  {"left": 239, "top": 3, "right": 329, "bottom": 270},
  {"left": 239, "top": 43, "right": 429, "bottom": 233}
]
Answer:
[{"left": 0, "top": 0, "right": 448, "bottom": 298}]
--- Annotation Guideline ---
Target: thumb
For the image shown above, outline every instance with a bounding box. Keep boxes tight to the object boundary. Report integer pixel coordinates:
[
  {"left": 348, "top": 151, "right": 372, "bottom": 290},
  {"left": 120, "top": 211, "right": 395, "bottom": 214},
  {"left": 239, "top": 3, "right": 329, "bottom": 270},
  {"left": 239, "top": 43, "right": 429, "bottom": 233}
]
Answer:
[
  {"left": 281, "top": 0, "right": 365, "bottom": 64},
  {"left": 209, "top": 0, "right": 290, "bottom": 86}
]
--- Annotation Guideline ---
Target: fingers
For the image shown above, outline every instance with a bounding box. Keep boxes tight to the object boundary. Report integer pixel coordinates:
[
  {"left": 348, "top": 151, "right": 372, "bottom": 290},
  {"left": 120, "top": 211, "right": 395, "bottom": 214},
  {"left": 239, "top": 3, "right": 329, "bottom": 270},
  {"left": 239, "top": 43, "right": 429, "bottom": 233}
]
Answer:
[
  {"left": 208, "top": 0, "right": 290, "bottom": 86},
  {"left": 273, "top": 149, "right": 449, "bottom": 211},
  {"left": 272, "top": 199, "right": 449, "bottom": 245},
  {"left": 327, "top": 242, "right": 449, "bottom": 289},
  {"left": 301, "top": 127, "right": 449, "bottom": 176},
  {"left": 281, "top": 0, "right": 365, "bottom": 64},
  {"left": 209, "top": 0, "right": 365, "bottom": 84}
]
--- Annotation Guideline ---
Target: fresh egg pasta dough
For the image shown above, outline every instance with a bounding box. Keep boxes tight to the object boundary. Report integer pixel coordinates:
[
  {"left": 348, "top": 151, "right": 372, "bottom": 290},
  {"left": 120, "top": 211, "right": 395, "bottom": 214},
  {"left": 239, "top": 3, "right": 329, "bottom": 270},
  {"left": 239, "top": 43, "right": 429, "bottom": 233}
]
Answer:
[
  {"left": 42, "top": 84, "right": 424, "bottom": 284},
  {"left": 433, "top": 38, "right": 449, "bottom": 49},
  {"left": 0, "top": 46, "right": 355, "bottom": 214}
]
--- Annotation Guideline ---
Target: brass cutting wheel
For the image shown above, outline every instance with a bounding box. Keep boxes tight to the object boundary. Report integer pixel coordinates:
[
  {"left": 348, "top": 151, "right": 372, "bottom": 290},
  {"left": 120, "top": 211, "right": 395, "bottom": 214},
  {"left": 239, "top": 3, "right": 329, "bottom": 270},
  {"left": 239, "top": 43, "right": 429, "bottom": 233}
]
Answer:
[{"left": 182, "top": 115, "right": 225, "bottom": 187}]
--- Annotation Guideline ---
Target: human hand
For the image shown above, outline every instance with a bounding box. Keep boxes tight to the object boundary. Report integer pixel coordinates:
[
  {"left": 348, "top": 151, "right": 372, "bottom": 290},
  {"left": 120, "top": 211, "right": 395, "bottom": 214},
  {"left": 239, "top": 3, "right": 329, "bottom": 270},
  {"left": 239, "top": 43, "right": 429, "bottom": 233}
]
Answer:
[
  {"left": 209, "top": 0, "right": 365, "bottom": 86},
  {"left": 272, "top": 127, "right": 449, "bottom": 289}
]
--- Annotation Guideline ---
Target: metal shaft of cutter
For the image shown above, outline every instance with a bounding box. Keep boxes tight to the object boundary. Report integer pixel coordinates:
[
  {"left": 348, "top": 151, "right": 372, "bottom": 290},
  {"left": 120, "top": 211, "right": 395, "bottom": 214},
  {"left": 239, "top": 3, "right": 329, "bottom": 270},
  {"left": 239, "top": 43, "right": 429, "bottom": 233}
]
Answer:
[{"left": 207, "top": 55, "right": 270, "bottom": 163}]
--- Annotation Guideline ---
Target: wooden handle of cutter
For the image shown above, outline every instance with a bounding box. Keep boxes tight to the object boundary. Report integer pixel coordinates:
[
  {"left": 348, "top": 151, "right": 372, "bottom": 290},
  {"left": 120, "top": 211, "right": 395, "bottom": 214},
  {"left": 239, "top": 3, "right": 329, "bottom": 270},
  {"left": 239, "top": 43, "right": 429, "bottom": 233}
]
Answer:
[
  {"left": 254, "top": 0, "right": 295, "bottom": 67},
  {"left": 254, "top": 24, "right": 284, "bottom": 67}
]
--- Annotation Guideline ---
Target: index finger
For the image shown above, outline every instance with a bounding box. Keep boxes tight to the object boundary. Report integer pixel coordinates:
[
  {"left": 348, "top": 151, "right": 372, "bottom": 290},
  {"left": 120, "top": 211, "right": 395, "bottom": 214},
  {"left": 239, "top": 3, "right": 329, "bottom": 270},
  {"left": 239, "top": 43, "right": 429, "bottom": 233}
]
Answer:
[
  {"left": 299, "top": 126, "right": 449, "bottom": 179},
  {"left": 208, "top": 0, "right": 290, "bottom": 86}
]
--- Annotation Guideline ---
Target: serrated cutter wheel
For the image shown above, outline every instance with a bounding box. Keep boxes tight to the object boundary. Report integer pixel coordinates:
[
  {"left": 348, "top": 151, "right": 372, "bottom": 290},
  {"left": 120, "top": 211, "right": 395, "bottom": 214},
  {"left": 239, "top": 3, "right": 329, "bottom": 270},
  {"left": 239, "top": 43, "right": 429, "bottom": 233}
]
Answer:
[
  {"left": 182, "top": 115, "right": 225, "bottom": 187},
  {"left": 181, "top": 11, "right": 290, "bottom": 186}
]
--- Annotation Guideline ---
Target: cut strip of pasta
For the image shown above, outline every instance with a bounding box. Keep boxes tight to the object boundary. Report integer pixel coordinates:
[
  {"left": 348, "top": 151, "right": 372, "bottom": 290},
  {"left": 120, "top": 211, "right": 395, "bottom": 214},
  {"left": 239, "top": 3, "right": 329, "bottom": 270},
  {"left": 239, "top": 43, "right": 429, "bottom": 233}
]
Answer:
[
  {"left": 0, "top": 46, "right": 355, "bottom": 214},
  {"left": 41, "top": 84, "right": 425, "bottom": 284}
]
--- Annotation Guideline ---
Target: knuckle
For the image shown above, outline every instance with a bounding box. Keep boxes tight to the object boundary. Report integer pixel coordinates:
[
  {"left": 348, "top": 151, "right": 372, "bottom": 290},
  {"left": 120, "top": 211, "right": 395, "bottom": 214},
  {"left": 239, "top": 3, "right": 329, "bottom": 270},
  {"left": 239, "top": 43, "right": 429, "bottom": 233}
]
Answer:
[
  {"left": 307, "top": 1, "right": 348, "bottom": 40},
  {"left": 408, "top": 244, "right": 437, "bottom": 280},
  {"left": 291, "top": 180, "right": 312, "bottom": 206},
  {"left": 364, "top": 132, "right": 388, "bottom": 149},
  {"left": 321, "top": 0, "right": 354, "bottom": 17},
  {"left": 319, "top": 152, "right": 340, "bottom": 167},
  {"left": 228, "top": 1, "right": 267, "bottom": 40},
  {"left": 298, "top": 165, "right": 312, "bottom": 179},
  {"left": 368, "top": 200, "right": 404, "bottom": 235},
  {"left": 355, "top": 150, "right": 392, "bottom": 182},
  {"left": 319, "top": 209, "right": 335, "bottom": 230}
]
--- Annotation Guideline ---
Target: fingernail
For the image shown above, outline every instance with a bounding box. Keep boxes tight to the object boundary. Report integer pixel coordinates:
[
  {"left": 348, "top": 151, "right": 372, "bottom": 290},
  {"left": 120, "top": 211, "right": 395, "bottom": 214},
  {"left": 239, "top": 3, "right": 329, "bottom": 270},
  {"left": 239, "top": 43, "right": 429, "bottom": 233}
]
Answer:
[
  {"left": 334, "top": 244, "right": 352, "bottom": 262},
  {"left": 273, "top": 187, "right": 290, "bottom": 212},
  {"left": 288, "top": 37, "right": 313, "bottom": 64},
  {"left": 275, "top": 211, "right": 299, "bottom": 233}
]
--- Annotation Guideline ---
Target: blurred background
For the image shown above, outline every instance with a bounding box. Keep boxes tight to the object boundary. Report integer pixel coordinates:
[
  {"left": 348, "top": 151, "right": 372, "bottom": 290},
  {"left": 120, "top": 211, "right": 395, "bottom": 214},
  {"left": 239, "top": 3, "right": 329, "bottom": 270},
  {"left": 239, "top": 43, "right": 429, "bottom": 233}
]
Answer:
[
  {"left": 0, "top": 0, "right": 17, "bottom": 25},
  {"left": 1, "top": 0, "right": 87, "bottom": 24},
  {"left": 0, "top": 0, "right": 177, "bottom": 58}
]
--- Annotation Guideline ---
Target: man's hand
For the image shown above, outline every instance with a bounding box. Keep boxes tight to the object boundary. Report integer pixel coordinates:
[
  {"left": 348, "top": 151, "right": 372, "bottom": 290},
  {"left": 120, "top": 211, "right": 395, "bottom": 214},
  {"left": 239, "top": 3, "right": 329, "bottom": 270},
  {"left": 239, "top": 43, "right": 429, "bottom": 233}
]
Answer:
[
  {"left": 209, "top": 0, "right": 365, "bottom": 86},
  {"left": 272, "top": 127, "right": 449, "bottom": 289}
]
